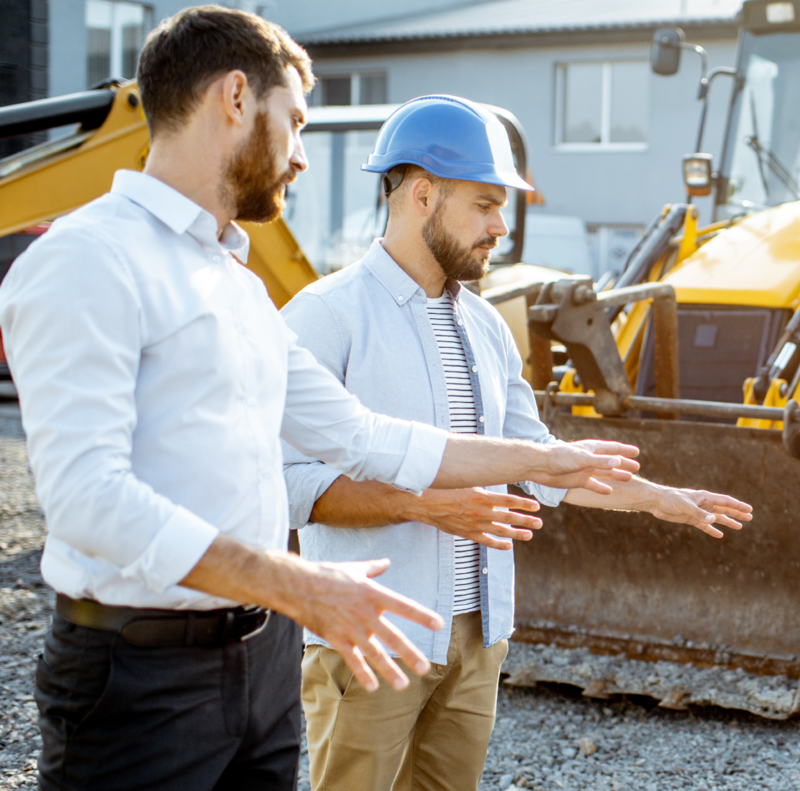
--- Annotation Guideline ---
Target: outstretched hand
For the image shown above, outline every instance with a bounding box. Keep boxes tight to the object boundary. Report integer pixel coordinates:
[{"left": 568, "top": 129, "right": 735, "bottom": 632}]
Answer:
[
  {"left": 410, "top": 488, "right": 541, "bottom": 550},
  {"left": 180, "top": 535, "right": 443, "bottom": 695},
  {"left": 648, "top": 487, "right": 753, "bottom": 538},
  {"left": 285, "top": 557, "right": 444, "bottom": 692},
  {"left": 530, "top": 439, "right": 640, "bottom": 493}
]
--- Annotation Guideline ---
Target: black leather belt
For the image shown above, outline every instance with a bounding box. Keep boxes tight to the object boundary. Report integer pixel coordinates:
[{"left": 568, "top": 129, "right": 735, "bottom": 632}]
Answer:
[{"left": 56, "top": 594, "right": 270, "bottom": 647}]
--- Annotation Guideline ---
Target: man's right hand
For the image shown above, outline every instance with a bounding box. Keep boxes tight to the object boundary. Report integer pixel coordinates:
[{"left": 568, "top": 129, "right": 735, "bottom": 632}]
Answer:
[{"left": 280, "top": 557, "right": 443, "bottom": 693}]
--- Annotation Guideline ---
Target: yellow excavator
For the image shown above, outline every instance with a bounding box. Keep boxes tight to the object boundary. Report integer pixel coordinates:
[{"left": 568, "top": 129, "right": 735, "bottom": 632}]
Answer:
[
  {"left": 504, "top": 0, "right": 800, "bottom": 717},
  {"left": 1, "top": 0, "right": 799, "bottom": 717}
]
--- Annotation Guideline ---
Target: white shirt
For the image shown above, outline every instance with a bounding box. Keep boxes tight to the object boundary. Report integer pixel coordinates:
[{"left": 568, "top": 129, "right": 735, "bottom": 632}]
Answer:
[
  {"left": 0, "top": 170, "right": 448, "bottom": 610},
  {"left": 426, "top": 293, "right": 480, "bottom": 615}
]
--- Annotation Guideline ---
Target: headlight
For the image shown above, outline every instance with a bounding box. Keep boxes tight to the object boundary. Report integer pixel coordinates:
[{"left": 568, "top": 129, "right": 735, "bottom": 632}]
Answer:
[{"left": 683, "top": 154, "right": 713, "bottom": 196}]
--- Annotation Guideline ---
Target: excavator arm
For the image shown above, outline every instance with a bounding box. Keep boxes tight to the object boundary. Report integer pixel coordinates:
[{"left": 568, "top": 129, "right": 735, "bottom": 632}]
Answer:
[{"left": 0, "top": 82, "right": 317, "bottom": 308}]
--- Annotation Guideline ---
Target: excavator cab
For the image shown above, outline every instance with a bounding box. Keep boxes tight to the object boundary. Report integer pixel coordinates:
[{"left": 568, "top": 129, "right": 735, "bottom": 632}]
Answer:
[{"left": 717, "top": 2, "right": 800, "bottom": 218}]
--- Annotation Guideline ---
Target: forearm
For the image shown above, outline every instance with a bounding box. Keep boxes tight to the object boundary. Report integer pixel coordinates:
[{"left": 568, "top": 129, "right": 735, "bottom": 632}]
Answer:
[
  {"left": 564, "top": 476, "right": 659, "bottom": 512},
  {"left": 180, "top": 533, "right": 325, "bottom": 621},
  {"left": 310, "top": 475, "right": 421, "bottom": 527},
  {"left": 432, "top": 435, "right": 555, "bottom": 489}
]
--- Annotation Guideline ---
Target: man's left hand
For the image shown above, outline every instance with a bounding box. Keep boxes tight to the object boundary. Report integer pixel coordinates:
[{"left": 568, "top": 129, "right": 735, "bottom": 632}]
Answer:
[{"left": 647, "top": 486, "right": 753, "bottom": 538}]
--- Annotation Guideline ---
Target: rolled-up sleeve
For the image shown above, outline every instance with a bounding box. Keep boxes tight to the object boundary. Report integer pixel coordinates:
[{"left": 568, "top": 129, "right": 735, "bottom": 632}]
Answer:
[
  {"left": 0, "top": 226, "right": 218, "bottom": 593},
  {"left": 280, "top": 317, "right": 447, "bottom": 497},
  {"left": 280, "top": 291, "right": 448, "bottom": 525},
  {"left": 500, "top": 321, "right": 567, "bottom": 508},
  {"left": 283, "top": 455, "right": 342, "bottom": 529}
]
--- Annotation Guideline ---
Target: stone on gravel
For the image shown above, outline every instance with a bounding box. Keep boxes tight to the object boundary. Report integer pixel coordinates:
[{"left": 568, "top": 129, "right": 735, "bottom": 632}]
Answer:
[{"left": 579, "top": 736, "right": 596, "bottom": 756}]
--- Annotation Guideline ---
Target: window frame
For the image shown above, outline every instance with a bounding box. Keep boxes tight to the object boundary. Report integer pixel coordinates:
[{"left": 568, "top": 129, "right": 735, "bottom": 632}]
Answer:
[
  {"left": 311, "top": 71, "right": 388, "bottom": 107},
  {"left": 554, "top": 59, "right": 649, "bottom": 152},
  {"left": 85, "top": 0, "right": 153, "bottom": 87}
]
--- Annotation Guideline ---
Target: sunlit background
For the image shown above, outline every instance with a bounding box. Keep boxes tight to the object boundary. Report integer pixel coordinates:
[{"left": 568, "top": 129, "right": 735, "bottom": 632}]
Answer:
[{"left": 0, "top": 0, "right": 763, "bottom": 277}]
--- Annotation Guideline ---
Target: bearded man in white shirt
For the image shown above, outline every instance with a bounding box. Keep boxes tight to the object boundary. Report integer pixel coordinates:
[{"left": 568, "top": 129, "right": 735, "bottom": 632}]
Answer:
[
  {"left": 281, "top": 96, "right": 753, "bottom": 791},
  {"left": 0, "top": 8, "right": 657, "bottom": 791}
]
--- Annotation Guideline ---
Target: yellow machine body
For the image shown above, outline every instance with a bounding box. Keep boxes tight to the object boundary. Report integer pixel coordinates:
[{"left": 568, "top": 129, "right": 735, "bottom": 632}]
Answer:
[{"left": 666, "top": 201, "right": 800, "bottom": 309}]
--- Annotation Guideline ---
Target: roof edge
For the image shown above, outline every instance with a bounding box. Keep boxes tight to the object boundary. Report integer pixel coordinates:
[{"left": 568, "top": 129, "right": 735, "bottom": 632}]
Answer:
[{"left": 303, "top": 20, "right": 740, "bottom": 58}]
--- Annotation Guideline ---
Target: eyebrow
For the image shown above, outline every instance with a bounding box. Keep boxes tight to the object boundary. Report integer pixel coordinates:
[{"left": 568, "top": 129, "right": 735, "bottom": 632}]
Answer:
[{"left": 476, "top": 193, "right": 507, "bottom": 207}]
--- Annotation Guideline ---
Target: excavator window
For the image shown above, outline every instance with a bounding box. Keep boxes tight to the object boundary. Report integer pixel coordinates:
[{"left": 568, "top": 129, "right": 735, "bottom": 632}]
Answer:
[{"left": 635, "top": 304, "right": 790, "bottom": 418}]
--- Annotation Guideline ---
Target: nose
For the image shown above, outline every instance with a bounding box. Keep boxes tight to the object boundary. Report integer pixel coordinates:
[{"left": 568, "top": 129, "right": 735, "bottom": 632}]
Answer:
[
  {"left": 489, "top": 210, "right": 509, "bottom": 238},
  {"left": 291, "top": 132, "right": 309, "bottom": 173}
]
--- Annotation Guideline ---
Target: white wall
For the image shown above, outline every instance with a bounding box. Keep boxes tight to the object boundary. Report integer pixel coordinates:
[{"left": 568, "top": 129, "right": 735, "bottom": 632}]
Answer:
[
  {"left": 46, "top": 3, "right": 738, "bottom": 232},
  {"left": 310, "top": 36, "right": 737, "bottom": 229},
  {"left": 49, "top": 1, "right": 193, "bottom": 98}
]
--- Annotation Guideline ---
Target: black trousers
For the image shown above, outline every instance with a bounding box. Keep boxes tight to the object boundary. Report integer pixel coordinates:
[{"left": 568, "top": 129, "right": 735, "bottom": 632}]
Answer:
[{"left": 34, "top": 610, "right": 302, "bottom": 791}]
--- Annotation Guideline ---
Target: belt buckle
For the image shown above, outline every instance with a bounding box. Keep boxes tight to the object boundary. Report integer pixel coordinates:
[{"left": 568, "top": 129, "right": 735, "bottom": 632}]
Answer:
[{"left": 240, "top": 609, "right": 270, "bottom": 642}]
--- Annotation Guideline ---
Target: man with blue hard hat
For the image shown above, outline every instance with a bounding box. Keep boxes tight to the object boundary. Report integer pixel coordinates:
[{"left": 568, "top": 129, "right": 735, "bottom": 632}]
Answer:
[{"left": 282, "top": 95, "right": 750, "bottom": 791}]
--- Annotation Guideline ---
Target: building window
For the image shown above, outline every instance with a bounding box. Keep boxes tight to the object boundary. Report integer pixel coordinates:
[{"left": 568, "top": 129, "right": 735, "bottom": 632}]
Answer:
[
  {"left": 555, "top": 61, "right": 648, "bottom": 150},
  {"left": 311, "top": 73, "right": 388, "bottom": 107},
  {"left": 86, "top": 0, "right": 152, "bottom": 87}
]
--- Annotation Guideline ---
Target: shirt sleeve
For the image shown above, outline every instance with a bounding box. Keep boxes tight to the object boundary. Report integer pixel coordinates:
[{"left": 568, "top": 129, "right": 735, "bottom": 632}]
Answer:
[
  {"left": 499, "top": 318, "right": 567, "bottom": 508},
  {"left": 280, "top": 291, "right": 448, "bottom": 522},
  {"left": 0, "top": 225, "right": 219, "bottom": 594}
]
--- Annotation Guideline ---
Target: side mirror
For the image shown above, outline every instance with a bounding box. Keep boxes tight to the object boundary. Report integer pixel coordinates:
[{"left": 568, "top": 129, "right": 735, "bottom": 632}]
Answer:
[{"left": 650, "top": 27, "right": 685, "bottom": 76}]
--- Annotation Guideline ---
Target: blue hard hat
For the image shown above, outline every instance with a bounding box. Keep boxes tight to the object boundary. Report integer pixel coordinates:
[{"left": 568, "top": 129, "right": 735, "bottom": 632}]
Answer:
[{"left": 362, "top": 95, "right": 533, "bottom": 192}]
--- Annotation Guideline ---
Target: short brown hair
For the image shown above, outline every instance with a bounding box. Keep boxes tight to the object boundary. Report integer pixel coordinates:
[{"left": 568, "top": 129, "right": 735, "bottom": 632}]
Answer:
[
  {"left": 386, "top": 165, "right": 454, "bottom": 215},
  {"left": 137, "top": 5, "right": 314, "bottom": 136}
]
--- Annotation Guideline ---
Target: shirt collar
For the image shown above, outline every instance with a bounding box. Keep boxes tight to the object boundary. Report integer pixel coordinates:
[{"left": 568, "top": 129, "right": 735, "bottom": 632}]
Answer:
[
  {"left": 111, "top": 170, "right": 250, "bottom": 262},
  {"left": 362, "top": 239, "right": 462, "bottom": 306}
]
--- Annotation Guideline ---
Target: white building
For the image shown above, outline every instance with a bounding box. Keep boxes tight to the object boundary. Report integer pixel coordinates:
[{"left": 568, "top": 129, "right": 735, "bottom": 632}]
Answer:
[
  {"left": 4, "top": 0, "right": 745, "bottom": 275},
  {"left": 292, "top": 0, "right": 743, "bottom": 274}
]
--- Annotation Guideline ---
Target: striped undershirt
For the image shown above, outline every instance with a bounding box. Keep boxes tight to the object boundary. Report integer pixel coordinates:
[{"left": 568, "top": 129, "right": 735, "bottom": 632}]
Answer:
[{"left": 426, "top": 292, "right": 481, "bottom": 615}]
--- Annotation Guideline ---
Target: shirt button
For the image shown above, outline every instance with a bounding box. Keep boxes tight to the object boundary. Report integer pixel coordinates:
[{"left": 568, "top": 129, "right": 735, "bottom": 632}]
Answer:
[
  {"left": 212, "top": 255, "right": 222, "bottom": 263},
  {"left": 481, "top": 567, "right": 488, "bottom": 575},
  {"left": 471, "top": 365, "right": 478, "bottom": 373},
  {"left": 457, "top": 319, "right": 463, "bottom": 326},
  {"left": 478, "top": 415, "right": 485, "bottom": 423},
  {"left": 397, "top": 295, "right": 404, "bottom": 302}
]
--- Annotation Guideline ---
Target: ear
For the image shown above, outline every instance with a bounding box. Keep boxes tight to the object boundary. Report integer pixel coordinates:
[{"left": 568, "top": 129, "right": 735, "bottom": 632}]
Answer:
[
  {"left": 409, "top": 177, "right": 439, "bottom": 218},
  {"left": 220, "top": 70, "right": 252, "bottom": 128}
]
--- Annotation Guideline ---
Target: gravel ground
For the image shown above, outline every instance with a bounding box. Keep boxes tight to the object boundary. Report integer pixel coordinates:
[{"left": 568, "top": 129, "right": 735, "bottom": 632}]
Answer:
[
  {"left": 1, "top": 403, "right": 799, "bottom": 791},
  {"left": 0, "top": 405, "right": 51, "bottom": 791}
]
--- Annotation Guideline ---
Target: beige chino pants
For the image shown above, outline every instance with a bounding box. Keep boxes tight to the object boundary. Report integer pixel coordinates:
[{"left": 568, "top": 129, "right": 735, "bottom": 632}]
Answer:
[{"left": 301, "top": 611, "right": 508, "bottom": 791}]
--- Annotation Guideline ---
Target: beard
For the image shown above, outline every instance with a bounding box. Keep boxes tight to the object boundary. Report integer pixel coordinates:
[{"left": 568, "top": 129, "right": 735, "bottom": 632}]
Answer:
[
  {"left": 422, "top": 200, "right": 499, "bottom": 282},
  {"left": 220, "top": 109, "right": 296, "bottom": 224}
]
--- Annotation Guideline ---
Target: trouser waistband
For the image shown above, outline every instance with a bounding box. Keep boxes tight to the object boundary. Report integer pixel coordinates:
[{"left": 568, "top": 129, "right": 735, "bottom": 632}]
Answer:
[{"left": 55, "top": 594, "right": 270, "bottom": 647}]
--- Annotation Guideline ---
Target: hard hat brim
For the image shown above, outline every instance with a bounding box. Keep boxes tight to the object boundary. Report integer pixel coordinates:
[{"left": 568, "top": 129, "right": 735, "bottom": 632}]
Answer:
[{"left": 362, "top": 157, "right": 534, "bottom": 192}]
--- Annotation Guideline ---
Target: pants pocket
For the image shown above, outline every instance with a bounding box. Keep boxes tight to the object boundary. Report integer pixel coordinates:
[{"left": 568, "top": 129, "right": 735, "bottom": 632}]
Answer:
[{"left": 35, "top": 624, "right": 117, "bottom": 790}]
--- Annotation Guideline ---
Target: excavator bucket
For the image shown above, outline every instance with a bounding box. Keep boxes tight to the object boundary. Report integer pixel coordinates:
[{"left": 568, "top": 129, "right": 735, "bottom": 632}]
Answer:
[{"left": 513, "top": 413, "right": 800, "bottom": 680}]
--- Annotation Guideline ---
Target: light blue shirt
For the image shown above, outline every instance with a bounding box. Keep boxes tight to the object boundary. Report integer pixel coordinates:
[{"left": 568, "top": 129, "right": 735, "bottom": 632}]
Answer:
[{"left": 282, "top": 240, "right": 565, "bottom": 664}]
